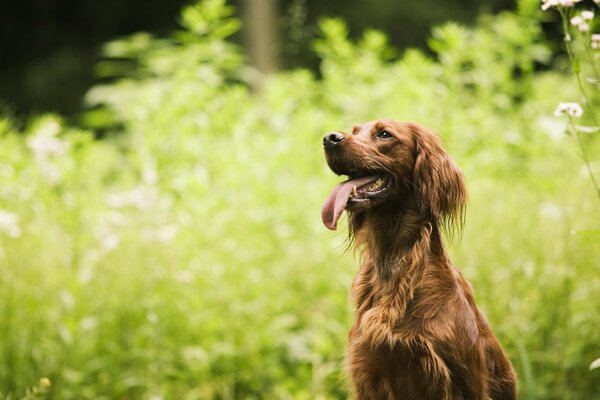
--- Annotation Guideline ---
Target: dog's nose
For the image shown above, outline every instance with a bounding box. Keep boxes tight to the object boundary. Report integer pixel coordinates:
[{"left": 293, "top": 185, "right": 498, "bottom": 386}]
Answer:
[{"left": 323, "top": 132, "right": 345, "bottom": 150}]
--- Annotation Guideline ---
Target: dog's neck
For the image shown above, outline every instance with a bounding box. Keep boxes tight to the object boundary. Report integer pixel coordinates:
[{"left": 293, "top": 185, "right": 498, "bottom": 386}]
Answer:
[
  {"left": 349, "top": 199, "right": 455, "bottom": 324},
  {"left": 350, "top": 198, "right": 449, "bottom": 278}
]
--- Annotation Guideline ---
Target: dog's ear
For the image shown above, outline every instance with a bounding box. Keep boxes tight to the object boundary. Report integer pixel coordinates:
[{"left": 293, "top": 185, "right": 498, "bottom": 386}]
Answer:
[{"left": 411, "top": 124, "right": 467, "bottom": 234}]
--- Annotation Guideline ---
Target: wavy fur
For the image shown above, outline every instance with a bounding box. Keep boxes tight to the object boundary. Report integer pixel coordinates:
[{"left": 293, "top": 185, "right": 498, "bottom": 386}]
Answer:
[{"left": 323, "top": 120, "right": 516, "bottom": 399}]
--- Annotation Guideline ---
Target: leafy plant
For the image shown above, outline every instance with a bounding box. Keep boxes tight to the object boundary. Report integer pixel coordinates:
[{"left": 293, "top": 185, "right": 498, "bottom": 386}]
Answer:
[
  {"left": 0, "top": 0, "right": 598, "bottom": 399},
  {"left": 541, "top": 0, "right": 600, "bottom": 198}
]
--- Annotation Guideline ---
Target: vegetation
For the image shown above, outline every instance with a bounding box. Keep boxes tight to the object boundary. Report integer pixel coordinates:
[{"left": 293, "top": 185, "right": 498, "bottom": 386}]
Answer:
[{"left": 0, "top": 0, "right": 598, "bottom": 398}]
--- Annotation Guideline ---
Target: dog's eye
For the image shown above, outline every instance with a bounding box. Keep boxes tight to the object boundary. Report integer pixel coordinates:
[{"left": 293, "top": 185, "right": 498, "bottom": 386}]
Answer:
[{"left": 376, "top": 130, "right": 393, "bottom": 139}]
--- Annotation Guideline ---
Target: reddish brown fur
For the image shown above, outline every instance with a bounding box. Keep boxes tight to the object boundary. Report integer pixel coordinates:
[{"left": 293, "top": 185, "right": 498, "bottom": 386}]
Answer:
[{"left": 323, "top": 120, "right": 517, "bottom": 399}]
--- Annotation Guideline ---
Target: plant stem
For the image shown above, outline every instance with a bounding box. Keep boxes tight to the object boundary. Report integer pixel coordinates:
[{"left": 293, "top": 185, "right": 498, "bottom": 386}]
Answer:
[
  {"left": 559, "top": 8, "right": 600, "bottom": 198},
  {"left": 574, "top": 125, "right": 600, "bottom": 199}
]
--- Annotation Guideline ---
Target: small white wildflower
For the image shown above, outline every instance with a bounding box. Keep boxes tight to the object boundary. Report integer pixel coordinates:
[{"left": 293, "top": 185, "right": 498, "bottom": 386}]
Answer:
[
  {"left": 106, "top": 186, "right": 157, "bottom": 210},
  {"left": 581, "top": 10, "right": 595, "bottom": 20},
  {"left": 27, "top": 119, "right": 68, "bottom": 159},
  {"left": 570, "top": 16, "right": 590, "bottom": 32},
  {"left": 578, "top": 22, "right": 590, "bottom": 32},
  {"left": 35, "top": 119, "right": 61, "bottom": 137},
  {"left": 147, "top": 312, "right": 159, "bottom": 324},
  {"left": 141, "top": 224, "right": 178, "bottom": 243},
  {"left": 542, "top": 0, "right": 583, "bottom": 10},
  {"left": 156, "top": 225, "right": 178, "bottom": 243},
  {"left": 27, "top": 132, "right": 68, "bottom": 159},
  {"left": 571, "top": 16, "right": 584, "bottom": 26},
  {"left": 108, "top": 211, "right": 127, "bottom": 226},
  {"left": 591, "top": 34, "right": 600, "bottom": 49},
  {"left": 95, "top": 225, "right": 120, "bottom": 252},
  {"left": 554, "top": 102, "right": 584, "bottom": 117},
  {"left": 539, "top": 202, "right": 562, "bottom": 220},
  {"left": 568, "top": 103, "right": 583, "bottom": 117},
  {"left": 26, "top": 119, "right": 69, "bottom": 185},
  {"left": 174, "top": 270, "right": 195, "bottom": 284},
  {"left": 40, "top": 161, "right": 62, "bottom": 185},
  {"left": 541, "top": 0, "right": 558, "bottom": 10},
  {"left": 0, "top": 210, "right": 21, "bottom": 238},
  {"left": 79, "top": 316, "right": 99, "bottom": 331},
  {"left": 100, "top": 233, "right": 120, "bottom": 251},
  {"left": 142, "top": 167, "right": 159, "bottom": 185}
]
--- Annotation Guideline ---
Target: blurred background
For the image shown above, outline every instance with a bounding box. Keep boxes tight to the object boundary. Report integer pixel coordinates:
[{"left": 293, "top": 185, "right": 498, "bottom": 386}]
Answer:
[
  {"left": 1, "top": 0, "right": 516, "bottom": 117},
  {"left": 0, "top": 0, "right": 599, "bottom": 399}
]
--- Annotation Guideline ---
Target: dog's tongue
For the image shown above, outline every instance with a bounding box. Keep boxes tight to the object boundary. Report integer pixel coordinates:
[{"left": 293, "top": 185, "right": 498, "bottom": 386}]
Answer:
[{"left": 321, "top": 176, "right": 378, "bottom": 230}]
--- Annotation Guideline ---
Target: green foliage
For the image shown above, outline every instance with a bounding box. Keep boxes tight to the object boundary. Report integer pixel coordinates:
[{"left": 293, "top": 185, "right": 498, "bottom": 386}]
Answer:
[
  {"left": 1, "top": 1, "right": 599, "bottom": 399},
  {"left": 545, "top": 1, "right": 600, "bottom": 199}
]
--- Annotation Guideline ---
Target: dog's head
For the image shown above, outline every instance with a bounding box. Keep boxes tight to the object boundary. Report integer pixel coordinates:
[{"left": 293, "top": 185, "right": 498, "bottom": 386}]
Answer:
[{"left": 321, "top": 119, "right": 466, "bottom": 232}]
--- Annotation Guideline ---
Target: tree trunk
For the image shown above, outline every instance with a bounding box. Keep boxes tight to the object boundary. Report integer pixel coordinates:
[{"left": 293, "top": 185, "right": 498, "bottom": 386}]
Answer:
[{"left": 243, "top": 0, "right": 279, "bottom": 83}]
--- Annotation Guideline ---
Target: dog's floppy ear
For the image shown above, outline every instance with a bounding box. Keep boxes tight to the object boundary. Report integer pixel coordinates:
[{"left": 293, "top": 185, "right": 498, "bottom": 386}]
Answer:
[{"left": 411, "top": 124, "right": 467, "bottom": 234}]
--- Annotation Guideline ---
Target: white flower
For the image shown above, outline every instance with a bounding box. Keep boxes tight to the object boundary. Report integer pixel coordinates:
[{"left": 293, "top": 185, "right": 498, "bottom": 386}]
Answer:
[
  {"left": 0, "top": 210, "right": 21, "bottom": 238},
  {"left": 571, "top": 16, "right": 583, "bottom": 26},
  {"left": 554, "top": 102, "right": 584, "bottom": 117},
  {"left": 26, "top": 119, "right": 69, "bottom": 185},
  {"left": 570, "top": 15, "right": 590, "bottom": 32},
  {"left": 27, "top": 127, "right": 68, "bottom": 159},
  {"left": 539, "top": 202, "right": 562, "bottom": 220},
  {"left": 541, "top": 0, "right": 583, "bottom": 10},
  {"left": 141, "top": 224, "right": 179, "bottom": 243},
  {"left": 541, "top": 0, "right": 558, "bottom": 10},
  {"left": 592, "top": 34, "right": 600, "bottom": 49},
  {"left": 106, "top": 186, "right": 157, "bottom": 210},
  {"left": 578, "top": 22, "right": 590, "bottom": 32},
  {"left": 581, "top": 10, "right": 595, "bottom": 20},
  {"left": 155, "top": 225, "right": 178, "bottom": 243},
  {"left": 142, "top": 167, "right": 159, "bottom": 185},
  {"left": 100, "top": 232, "right": 120, "bottom": 251}
]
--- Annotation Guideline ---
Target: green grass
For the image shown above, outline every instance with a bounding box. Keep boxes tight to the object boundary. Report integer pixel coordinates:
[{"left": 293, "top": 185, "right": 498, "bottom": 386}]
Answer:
[{"left": 1, "top": 0, "right": 599, "bottom": 398}]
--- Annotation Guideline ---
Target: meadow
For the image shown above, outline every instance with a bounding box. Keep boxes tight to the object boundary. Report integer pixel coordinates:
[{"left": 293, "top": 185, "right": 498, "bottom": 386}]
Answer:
[{"left": 0, "top": 0, "right": 599, "bottom": 398}]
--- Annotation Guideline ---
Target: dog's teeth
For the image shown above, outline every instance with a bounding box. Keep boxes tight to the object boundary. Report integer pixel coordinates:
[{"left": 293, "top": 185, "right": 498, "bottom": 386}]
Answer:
[
  {"left": 352, "top": 186, "right": 358, "bottom": 197},
  {"left": 367, "top": 179, "right": 384, "bottom": 191}
]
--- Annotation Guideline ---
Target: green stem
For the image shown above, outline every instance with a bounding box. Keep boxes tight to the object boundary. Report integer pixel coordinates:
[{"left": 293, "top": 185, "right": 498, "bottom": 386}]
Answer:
[
  {"left": 561, "top": 26, "right": 599, "bottom": 127},
  {"left": 574, "top": 126, "right": 600, "bottom": 199},
  {"left": 559, "top": 8, "right": 600, "bottom": 198},
  {"left": 583, "top": 40, "right": 600, "bottom": 81}
]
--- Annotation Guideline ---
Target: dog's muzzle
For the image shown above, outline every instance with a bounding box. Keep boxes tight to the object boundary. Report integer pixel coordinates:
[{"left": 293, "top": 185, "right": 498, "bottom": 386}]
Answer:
[{"left": 323, "top": 132, "right": 345, "bottom": 151}]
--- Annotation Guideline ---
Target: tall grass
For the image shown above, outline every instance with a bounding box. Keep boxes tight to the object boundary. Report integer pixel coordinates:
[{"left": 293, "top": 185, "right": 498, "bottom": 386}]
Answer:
[{"left": 0, "top": 0, "right": 599, "bottom": 398}]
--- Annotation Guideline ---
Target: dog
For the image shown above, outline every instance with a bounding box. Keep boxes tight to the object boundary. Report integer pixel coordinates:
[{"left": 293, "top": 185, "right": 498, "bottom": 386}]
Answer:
[{"left": 321, "top": 120, "right": 516, "bottom": 399}]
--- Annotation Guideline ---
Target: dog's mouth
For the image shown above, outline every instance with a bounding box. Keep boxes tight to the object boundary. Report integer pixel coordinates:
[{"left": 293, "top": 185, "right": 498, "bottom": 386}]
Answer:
[{"left": 321, "top": 174, "right": 391, "bottom": 230}]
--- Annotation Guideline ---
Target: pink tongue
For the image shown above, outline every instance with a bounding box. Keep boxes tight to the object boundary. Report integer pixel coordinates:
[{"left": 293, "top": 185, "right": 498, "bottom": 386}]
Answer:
[{"left": 321, "top": 176, "right": 378, "bottom": 230}]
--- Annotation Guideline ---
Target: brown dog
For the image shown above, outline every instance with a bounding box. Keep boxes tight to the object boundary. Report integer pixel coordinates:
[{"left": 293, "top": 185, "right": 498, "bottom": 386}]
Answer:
[{"left": 321, "top": 120, "right": 516, "bottom": 399}]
